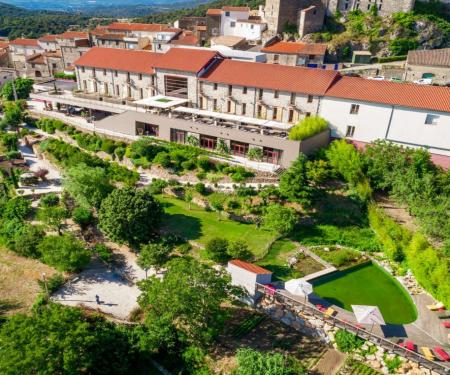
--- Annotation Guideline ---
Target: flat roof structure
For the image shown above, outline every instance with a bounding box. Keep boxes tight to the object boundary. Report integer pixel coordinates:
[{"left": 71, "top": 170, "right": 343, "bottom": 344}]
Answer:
[{"left": 134, "top": 95, "right": 188, "bottom": 109}]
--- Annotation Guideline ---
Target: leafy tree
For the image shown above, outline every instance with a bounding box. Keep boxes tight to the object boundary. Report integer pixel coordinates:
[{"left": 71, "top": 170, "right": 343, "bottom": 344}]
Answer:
[
  {"left": 98, "top": 187, "right": 163, "bottom": 245},
  {"left": 263, "top": 204, "right": 297, "bottom": 236},
  {"left": 138, "top": 257, "right": 237, "bottom": 349},
  {"left": 12, "top": 224, "right": 44, "bottom": 258},
  {"left": 1, "top": 79, "right": 33, "bottom": 100},
  {"left": 185, "top": 191, "right": 193, "bottom": 210},
  {"left": 306, "top": 159, "right": 331, "bottom": 186},
  {"left": 0, "top": 101, "right": 25, "bottom": 132},
  {"left": 279, "top": 154, "right": 313, "bottom": 205},
  {"left": 38, "top": 206, "right": 67, "bottom": 235},
  {"left": 235, "top": 348, "right": 307, "bottom": 375},
  {"left": 39, "top": 193, "right": 59, "bottom": 207},
  {"left": 0, "top": 303, "right": 136, "bottom": 374},
  {"left": 1, "top": 197, "right": 31, "bottom": 221},
  {"left": 72, "top": 207, "right": 94, "bottom": 228},
  {"left": 138, "top": 242, "right": 171, "bottom": 275},
  {"left": 64, "top": 164, "right": 113, "bottom": 209},
  {"left": 209, "top": 193, "right": 226, "bottom": 220},
  {"left": 1, "top": 132, "right": 19, "bottom": 151},
  {"left": 326, "top": 140, "right": 364, "bottom": 186},
  {"left": 38, "top": 233, "right": 90, "bottom": 272},
  {"left": 92, "top": 243, "right": 113, "bottom": 263},
  {"left": 205, "top": 237, "right": 230, "bottom": 263},
  {"left": 227, "top": 240, "right": 253, "bottom": 261}
]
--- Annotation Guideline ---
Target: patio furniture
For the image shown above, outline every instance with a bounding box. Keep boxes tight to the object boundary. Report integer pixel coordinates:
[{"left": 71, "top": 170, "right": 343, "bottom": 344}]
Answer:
[
  {"left": 263, "top": 284, "right": 276, "bottom": 296},
  {"left": 315, "top": 304, "right": 326, "bottom": 312},
  {"left": 442, "top": 322, "right": 450, "bottom": 328},
  {"left": 324, "top": 307, "right": 336, "bottom": 317},
  {"left": 427, "top": 302, "right": 445, "bottom": 311},
  {"left": 434, "top": 347, "right": 450, "bottom": 361},
  {"left": 421, "top": 347, "right": 435, "bottom": 361}
]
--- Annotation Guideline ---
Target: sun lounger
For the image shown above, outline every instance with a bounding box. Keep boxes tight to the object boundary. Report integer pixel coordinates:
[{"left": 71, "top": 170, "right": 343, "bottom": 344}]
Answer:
[
  {"left": 442, "top": 322, "right": 450, "bottom": 328},
  {"left": 399, "top": 341, "right": 416, "bottom": 351},
  {"left": 434, "top": 347, "right": 450, "bottom": 361},
  {"left": 427, "top": 302, "right": 445, "bottom": 311},
  {"left": 324, "top": 307, "right": 336, "bottom": 317},
  {"left": 421, "top": 347, "right": 435, "bottom": 361}
]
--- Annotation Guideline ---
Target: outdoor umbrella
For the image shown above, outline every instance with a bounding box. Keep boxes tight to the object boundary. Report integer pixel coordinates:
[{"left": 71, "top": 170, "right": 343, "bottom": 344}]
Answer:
[
  {"left": 351, "top": 305, "right": 385, "bottom": 333},
  {"left": 285, "top": 279, "right": 313, "bottom": 302}
]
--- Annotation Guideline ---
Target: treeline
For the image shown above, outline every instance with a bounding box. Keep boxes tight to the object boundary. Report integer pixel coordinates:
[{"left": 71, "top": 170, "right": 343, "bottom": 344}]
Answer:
[
  {"left": 138, "top": 0, "right": 264, "bottom": 24},
  {"left": 0, "top": 2, "right": 103, "bottom": 39}
]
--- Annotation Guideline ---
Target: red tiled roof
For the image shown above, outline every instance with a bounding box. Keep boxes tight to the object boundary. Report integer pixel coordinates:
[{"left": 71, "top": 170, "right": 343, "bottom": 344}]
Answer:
[
  {"left": 0, "top": 41, "right": 9, "bottom": 49},
  {"left": 10, "top": 38, "right": 39, "bottom": 47},
  {"left": 153, "top": 48, "right": 220, "bottom": 73},
  {"left": 162, "top": 27, "right": 182, "bottom": 33},
  {"left": 407, "top": 48, "right": 450, "bottom": 68},
  {"left": 229, "top": 259, "right": 272, "bottom": 274},
  {"left": 262, "top": 41, "right": 327, "bottom": 55},
  {"left": 325, "top": 76, "right": 450, "bottom": 113},
  {"left": 170, "top": 32, "right": 198, "bottom": 46},
  {"left": 74, "top": 47, "right": 160, "bottom": 75},
  {"left": 206, "top": 8, "right": 222, "bottom": 15},
  {"left": 106, "top": 22, "right": 167, "bottom": 32},
  {"left": 59, "top": 31, "right": 89, "bottom": 40},
  {"left": 201, "top": 59, "right": 339, "bottom": 95},
  {"left": 222, "top": 6, "right": 250, "bottom": 11},
  {"left": 38, "top": 34, "right": 59, "bottom": 42},
  {"left": 26, "top": 53, "right": 45, "bottom": 64}
]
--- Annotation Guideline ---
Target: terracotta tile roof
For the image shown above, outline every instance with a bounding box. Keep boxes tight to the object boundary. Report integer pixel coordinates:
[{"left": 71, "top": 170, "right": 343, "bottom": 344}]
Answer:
[
  {"left": 26, "top": 53, "right": 45, "bottom": 64},
  {"left": 153, "top": 47, "right": 220, "bottom": 73},
  {"left": 200, "top": 59, "right": 339, "bottom": 95},
  {"left": 97, "top": 33, "right": 126, "bottom": 41},
  {"left": 206, "top": 8, "right": 222, "bottom": 15},
  {"left": 262, "top": 41, "right": 327, "bottom": 55},
  {"left": 59, "top": 31, "right": 89, "bottom": 40},
  {"left": 407, "top": 48, "right": 450, "bottom": 68},
  {"left": 38, "top": 34, "right": 59, "bottom": 42},
  {"left": 211, "top": 35, "right": 245, "bottom": 47},
  {"left": 222, "top": 6, "right": 250, "bottom": 11},
  {"left": 74, "top": 47, "right": 160, "bottom": 75},
  {"left": 162, "top": 27, "right": 182, "bottom": 33},
  {"left": 106, "top": 22, "right": 167, "bottom": 32},
  {"left": 44, "top": 51, "right": 62, "bottom": 58},
  {"left": 229, "top": 259, "right": 272, "bottom": 275},
  {"left": 0, "top": 41, "right": 9, "bottom": 49},
  {"left": 325, "top": 76, "right": 450, "bottom": 113},
  {"left": 170, "top": 32, "right": 198, "bottom": 46},
  {"left": 10, "top": 38, "right": 39, "bottom": 47}
]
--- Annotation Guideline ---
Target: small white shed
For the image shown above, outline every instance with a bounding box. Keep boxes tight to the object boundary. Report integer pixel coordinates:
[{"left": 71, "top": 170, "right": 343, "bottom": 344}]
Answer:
[{"left": 227, "top": 259, "right": 272, "bottom": 304}]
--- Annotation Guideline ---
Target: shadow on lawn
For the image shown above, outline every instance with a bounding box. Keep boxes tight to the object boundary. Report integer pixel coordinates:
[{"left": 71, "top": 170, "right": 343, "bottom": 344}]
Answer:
[
  {"left": 0, "top": 300, "right": 21, "bottom": 318},
  {"left": 160, "top": 201, "right": 202, "bottom": 241}
]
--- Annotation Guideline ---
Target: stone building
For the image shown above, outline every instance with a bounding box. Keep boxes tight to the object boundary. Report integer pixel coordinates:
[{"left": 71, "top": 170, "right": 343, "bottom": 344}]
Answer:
[
  {"left": 325, "top": 0, "right": 416, "bottom": 16},
  {"left": 261, "top": 39, "right": 327, "bottom": 66},
  {"left": 404, "top": 48, "right": 450, "bottom": 84},
  {"left": 25, "top": 51, "right": 64, "bottom": 79}
]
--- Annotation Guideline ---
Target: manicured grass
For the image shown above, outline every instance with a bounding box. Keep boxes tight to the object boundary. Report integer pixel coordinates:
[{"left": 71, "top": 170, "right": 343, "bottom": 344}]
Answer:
[
  {"left": 159, "top": 196, "right": 277, "bottom": 258},
  {"left": 312, "top": 262, "right": 417, "bottom": 324}
]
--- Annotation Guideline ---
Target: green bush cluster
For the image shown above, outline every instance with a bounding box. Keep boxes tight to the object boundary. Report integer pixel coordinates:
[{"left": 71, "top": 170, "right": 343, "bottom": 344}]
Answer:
[
  {"left": 334, "top": 329, "right": 364, "bottom": 353},
  {"left": 53, "top": 72, "right": 76, "bottom": 81},
  {"left": 40, "top": 139, "right": 139, "bottom": 186},
  {"left": 368, "top": 204, "right": 450, "bottom": 307},
  {"left": 205, "top": 237, "right": 253, "bottom": 263},
  {"left": 288, "top": 116, "right": 328, "bottom": 141},
  {"left": 35, "top": 117, "right": 68, "bottom": 134}
]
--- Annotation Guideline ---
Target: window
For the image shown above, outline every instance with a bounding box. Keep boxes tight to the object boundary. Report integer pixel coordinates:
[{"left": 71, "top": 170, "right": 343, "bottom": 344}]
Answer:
[
  {"left": 213, "top": 99, "right": 217, "bottom": 110},
  {"left": 92, "top": 68, "right": 96, "bottom": 78},
  {"left": 242, "top": 103, "right": 246, "bottom": 115},
  {"left": 273, "top": 54, "right": 279, "bottom": 64},
  {"left": 251, "top": 24, "right": 254, "bottom": 29},
  {"left": 307, "top": 95, "right": 313, "bottom": 103},
  {"left": 115, "top": 84, "right": 120, "bottom": 96},
  {"left": 81, "top": 66, "right": 85, "bottom": 73},
  {"left": 350, "top": 104, "right": 360, "bottom": 115},
  {"left": 308, "top": 55, "right": 315, "bottom": 59},
  {"left": 228, "top": 85, "right": 232, "bottom": 96},
  {"left": 114, "top": 70, "right": 118, "bottom": 77},
  {"left": 243, "top": 86, "right": 247, "bottom": 94},
  {"left": 288, "top": 109, "right": 294, "bottom": 122},
  {"left": 225, "top": 11, "right": 230, "bottom": 16},
  {"left": 230, "top": 22, "right": 236, "bottom": 27},
  {"left": 258, "top": 89, "right": 263, "bottom": 100},
  {"left": 290, "top": 93, "right": 296, "bottom": 105},
  {"left": 138, "top": 74, "right": 142, "bottom": 80},
  {"left": 274, "top": 90, "right": 279, "bottom": 99},
  {"left": 346, "top": 126, "right": 355, "bottom": 137},
  {"left": 164, "top": 75, "right": 188, "bottom": 98},
  {"left": 272, "top": 107, "right": 278, "bottom": 120},
  {"left": 305, "top": 112, "right": 311, "bottom": 117},
  {"left": 213, "top": 83, "right": 218, "bottom": 90},
  {"left": 227, "top": 100, "right": 231, "bottom": 113},
  {"left": 425, "top": 114, "right": 440, "bottom": 125},
  {"left": 140, "top": 88, "right": 143, "bottom": 99},
  {"left": 103, "top": 69, "right": 107, "bottom": 75},
  {"left": 52, "top": 63, "right": 57, "bottom": 69}
]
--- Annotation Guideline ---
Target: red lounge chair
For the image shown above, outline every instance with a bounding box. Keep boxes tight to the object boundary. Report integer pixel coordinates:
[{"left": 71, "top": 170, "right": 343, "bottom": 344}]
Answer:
[
  {"left": 264, "top": 284, "right": 276, "bottom": 296},
  {"left": 443, "top": 322, "right": 450, "bottom": 328},
  {"left": 315, "top": 304, "right": 326, "bottom": 312},
  {"left": 434, "top": 347, "right": 450, "bottom": 361},
  {"left": 399, "top": 341, "right": 416, "bottom": 351}
]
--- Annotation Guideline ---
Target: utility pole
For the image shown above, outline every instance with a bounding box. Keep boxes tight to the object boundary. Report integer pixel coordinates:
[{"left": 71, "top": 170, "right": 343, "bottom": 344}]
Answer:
[{"left": 41, "top": 272, "right": 49, "bottom": 298}]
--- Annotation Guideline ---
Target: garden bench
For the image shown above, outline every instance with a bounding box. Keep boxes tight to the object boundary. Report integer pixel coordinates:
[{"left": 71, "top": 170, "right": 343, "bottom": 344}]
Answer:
[
  {"left": 434, "top": 347, "right": 450, "bottom": 361},
  {"left": 420, "top": 347, "right": 435, "bottom": 361}
]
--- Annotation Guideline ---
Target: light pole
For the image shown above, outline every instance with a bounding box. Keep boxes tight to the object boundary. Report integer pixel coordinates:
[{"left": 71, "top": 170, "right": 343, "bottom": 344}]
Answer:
[{"left": 41, "top": 272, "right": 49, "bottom": 298}]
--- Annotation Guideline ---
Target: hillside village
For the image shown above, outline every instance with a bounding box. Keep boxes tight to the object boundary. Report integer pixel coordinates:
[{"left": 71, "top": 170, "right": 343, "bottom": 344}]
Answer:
[{"left": 0, "top": 0, "right": 449, "bottom": 374}]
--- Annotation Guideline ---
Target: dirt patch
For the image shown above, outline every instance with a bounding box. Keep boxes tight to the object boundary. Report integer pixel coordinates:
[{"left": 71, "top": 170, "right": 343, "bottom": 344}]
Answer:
[
  {"left": 211, "top": 307, "right": 327, "bottom": 373},
  {"left": 376, "top": 195, "right": 418, "bottom": 232},
  {"left": 313, "top": 348, "right": 347, "bottom": 375},
  {"left": 295, "top": 254, "right": 325, "bottom": 276},
  {"left": 0, "top": 248, "right": 57, "bottom": 315}
]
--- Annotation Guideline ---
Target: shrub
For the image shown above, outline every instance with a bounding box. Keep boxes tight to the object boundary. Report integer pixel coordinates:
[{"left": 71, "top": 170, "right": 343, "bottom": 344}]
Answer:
[
  {"left": 92, "top": 243, "right": 113, "bottom": 263},
  {"left": 100, "top": 139, "right": 117, "bottom": 154},
  {"left": 2, "top": 197, "right": 31, "bottom": 221},
  {"left": 227, "top": 240, "right": 253, "bottom": 261},
  {"left": 247, "top": 147, "right": 263, "bottom": 161},
  {"left": 196, "top": 171, "right": 206, "bottom": 180},
  {"left": 326, "top": 140, "right": 364, "bottom": 187},
  {"left": 181, "top": 159, "right": 196, "bottom": 171},
  {"left": 72, "top": 207, "right": 94, "bottom": 228},
  {"left": 334, "top": 329, "right": 364, "bottom": 353},
  {"left": 39, "top": 193, "right": 60, "bottom": 207},
  {"left": 114, "top": 147, "right": 126, "bottom": 161},
  {"left": 38, "top": 234, "right": 90, "bottom": 272},
  {"left": 153, "top": 151, "right": 172, "bottom": 168},
  {"left": 148, "top": 178, "right": 168, "bottom": 195},
  {"left": 263, "top": 204, "right": 297, "bottom": 235},
  {"left": 12, "top": 224, "right": 44, "bottom": 258},
  {"left": 205, "top": 238, "right": 230, "bottom": 263},
  {"left": 194, "top": 183, "right": 207, "bottom": 195},
  {"left": 38, "top": 273, "right": 65, "bottom": 294},
  {"left": 288, "top": 116, "right": 328, "bottom": 141},
  {"left": 5, "top": 150, "right": 21, "bottom": 160}
]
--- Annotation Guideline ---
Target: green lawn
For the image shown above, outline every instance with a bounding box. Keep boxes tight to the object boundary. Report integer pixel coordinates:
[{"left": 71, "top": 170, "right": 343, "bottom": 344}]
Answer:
[
  {"left": 159, "top": 196, "right": 277, "bottom": 258},
  {"left": 312, "top": 262, "right": 417, "bottom": 324}
]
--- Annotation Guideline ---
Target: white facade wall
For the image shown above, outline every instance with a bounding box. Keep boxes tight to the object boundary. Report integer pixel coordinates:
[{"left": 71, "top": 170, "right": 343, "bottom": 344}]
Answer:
[
  {"left": 76, "top": 66, "right": 155, "bottom": 100},
  {"left": 38, "top": 41, "right": 58, "bottom": 51},
  {"left": 319, "top": 97, "right": 450, "bottom": 157},
  {"left": 233, "top": 21, "right": 266, "bottom": 41},
  {"left": 227, "top": 262, "right": 272, "bottom": 301},
  {"left": 220, "top": 10, "right": 251, "bottom": 36}
]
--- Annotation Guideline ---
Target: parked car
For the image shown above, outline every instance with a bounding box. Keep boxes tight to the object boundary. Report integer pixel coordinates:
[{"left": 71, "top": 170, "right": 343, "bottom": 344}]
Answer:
[
  {"left": 413, "top": 78, "right": 432, "bottom": 85},
  {"left": 368, "top": 75, "right": 385, "bottom": 81}
]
